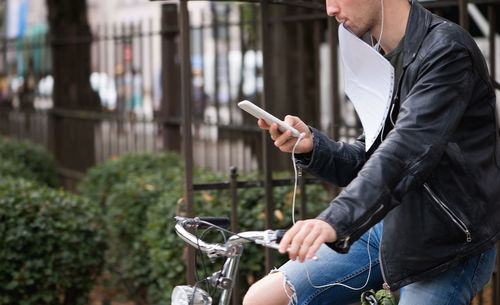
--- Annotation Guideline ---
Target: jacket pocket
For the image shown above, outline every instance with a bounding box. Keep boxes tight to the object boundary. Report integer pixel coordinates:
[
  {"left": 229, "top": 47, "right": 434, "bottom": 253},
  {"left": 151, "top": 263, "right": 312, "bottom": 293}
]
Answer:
[{"left": 423, "top": 183, "right": 472, "bottom": 243}]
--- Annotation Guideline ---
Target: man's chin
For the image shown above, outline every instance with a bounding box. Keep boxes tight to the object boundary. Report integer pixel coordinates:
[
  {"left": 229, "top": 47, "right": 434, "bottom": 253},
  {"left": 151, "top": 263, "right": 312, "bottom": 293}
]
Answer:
[{"left": 345, "top": 24, "right": 367, "bottom": 38}]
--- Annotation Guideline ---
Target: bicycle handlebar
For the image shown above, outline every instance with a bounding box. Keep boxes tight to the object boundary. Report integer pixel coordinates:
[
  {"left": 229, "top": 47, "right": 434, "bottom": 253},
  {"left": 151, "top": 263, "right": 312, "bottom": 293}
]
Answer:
[
  {"left": 174, "top": 216, "right": 231, "bottom": 229},
  {"left": 174, "top": 216, "right": 286, "bottom": 257}
]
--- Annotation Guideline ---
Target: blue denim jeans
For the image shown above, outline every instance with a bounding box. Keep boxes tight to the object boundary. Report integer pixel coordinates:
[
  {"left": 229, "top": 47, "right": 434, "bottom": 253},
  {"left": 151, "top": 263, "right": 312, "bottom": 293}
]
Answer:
[{"left": 277, "top": 221, "right": 497, "bottom": 305}]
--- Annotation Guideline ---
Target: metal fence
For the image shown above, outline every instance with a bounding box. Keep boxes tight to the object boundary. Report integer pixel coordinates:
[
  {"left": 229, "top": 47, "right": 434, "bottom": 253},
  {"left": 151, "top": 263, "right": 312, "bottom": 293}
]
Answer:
[{"left": 0, "top": 2, "right": 362, "bottom": 174}]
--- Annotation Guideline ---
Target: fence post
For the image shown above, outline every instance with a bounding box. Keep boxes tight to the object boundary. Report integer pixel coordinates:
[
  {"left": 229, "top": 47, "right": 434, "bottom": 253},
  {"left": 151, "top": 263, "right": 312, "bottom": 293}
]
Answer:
[
  {"left": 229, "top": 166, "right": 240, "bottom": 305},
  {"left": 161, "top": 3, "right": 181, "bottom": 152},
  {"left": 230, "top": 166, "right": 239, "bottom": 234},
  {"left": 458, "top": 0, "right": 469, "bottom": 31},
  {"left": 259, "top": 0, "right": 276, "bottom": 273},
  {"left": 178, "top": 0, "right": 196, "bottom": 286},
  {"left": 47, "top": 0, "right": 100, "bottom": 182}
]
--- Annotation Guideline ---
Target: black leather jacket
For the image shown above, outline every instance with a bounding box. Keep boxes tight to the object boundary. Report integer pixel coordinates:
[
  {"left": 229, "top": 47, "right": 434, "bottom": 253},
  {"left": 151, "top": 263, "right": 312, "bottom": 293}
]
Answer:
[{"left": 299, "top": 1, "right": 500, "bottom": 290}]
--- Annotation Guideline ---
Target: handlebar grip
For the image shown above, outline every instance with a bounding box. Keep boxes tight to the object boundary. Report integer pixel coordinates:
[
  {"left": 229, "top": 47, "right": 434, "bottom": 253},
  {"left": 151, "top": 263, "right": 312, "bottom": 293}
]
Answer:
[
  {"left": 275, "top": 230, "right": 287, "bottom": 244},
  {"left": 195, "top": 217, "right": 230, "bottom": 229}
]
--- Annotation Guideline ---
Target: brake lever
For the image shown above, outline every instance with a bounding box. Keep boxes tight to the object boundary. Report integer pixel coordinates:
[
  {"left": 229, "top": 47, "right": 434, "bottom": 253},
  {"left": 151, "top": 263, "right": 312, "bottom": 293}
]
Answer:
[
  {"left": 251, "top": 230, "right": 286, "bottom": 249},
  {"left": 255, "top": 230, "right": 319, "bottom": 261}
]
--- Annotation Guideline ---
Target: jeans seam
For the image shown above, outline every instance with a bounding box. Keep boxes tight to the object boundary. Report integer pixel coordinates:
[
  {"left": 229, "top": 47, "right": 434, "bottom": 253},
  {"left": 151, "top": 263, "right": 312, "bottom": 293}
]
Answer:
[
  {"left": 470, "top": 248, "right": 496, "bottom": 294},
  {"left": 470, "top": 253, "right": 484, "bottom": 293},
  {"left": 444, "top": 263, "right": 467, "bottom": 305},
  {"left": 302, "top": 259, "right": 380, "bottom": 305}
]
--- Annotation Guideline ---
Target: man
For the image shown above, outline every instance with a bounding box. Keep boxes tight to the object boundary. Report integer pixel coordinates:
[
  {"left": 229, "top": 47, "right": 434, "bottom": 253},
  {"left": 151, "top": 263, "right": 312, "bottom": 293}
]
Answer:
[{"left": 242, "top": 0, "right": 500, "bottom": 304}]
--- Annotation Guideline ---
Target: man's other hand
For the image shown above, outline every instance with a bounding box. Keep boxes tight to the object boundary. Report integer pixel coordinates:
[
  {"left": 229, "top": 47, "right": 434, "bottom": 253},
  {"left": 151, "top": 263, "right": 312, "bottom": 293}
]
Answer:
[{"left": 278, "top": 219, "right": 338, "bottom": 262}]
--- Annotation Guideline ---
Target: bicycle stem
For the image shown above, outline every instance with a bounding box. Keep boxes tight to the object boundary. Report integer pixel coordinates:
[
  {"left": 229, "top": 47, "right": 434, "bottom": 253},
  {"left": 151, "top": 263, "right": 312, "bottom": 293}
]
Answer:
[{"left": 218, "top": 245, "right": 243, "bottom": 305}]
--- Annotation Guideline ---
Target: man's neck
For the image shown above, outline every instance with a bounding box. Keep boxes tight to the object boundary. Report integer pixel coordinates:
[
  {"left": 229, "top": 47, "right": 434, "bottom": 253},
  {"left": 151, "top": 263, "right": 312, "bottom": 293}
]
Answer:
[{"left": 372, "top": 0, "right": 411, "bottom": 53}]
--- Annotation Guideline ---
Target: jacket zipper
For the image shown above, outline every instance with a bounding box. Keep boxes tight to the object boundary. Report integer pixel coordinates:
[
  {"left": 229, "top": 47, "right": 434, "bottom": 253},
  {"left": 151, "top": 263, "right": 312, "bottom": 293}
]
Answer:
[
  {"left": 338, "top": 203, "right": 385, "bottom": 249},
  {"left": 378, "top": 239, "right": 391, "bottom": 292},
  {"left": 378, "top": 182, "right": 473, "bottom": 291},
  {"left": 423, "top": 183, "right": 472, "bottom": 243}
]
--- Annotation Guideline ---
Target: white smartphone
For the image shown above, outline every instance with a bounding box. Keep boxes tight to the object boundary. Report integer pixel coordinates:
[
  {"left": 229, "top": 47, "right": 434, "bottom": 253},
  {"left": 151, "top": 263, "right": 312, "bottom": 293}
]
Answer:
[{"left": 238, "top": 100, "right": 301, "bottom": 137}]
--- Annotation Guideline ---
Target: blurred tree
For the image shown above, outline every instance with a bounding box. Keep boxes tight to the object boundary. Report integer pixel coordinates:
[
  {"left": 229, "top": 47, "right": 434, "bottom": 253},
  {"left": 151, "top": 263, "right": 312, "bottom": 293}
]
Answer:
[{"left": 46, "top": 0, "right": 100, "bottom": 175}]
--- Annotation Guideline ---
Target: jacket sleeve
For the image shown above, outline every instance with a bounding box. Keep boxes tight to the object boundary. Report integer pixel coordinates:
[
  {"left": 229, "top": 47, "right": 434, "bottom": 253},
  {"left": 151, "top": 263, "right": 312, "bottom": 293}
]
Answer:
[
  {"left": 317, "top": 41, "right": 475, "bottom": 253},
  {"left": 296, "top": 127, "right": 366, "bottom": 187}
]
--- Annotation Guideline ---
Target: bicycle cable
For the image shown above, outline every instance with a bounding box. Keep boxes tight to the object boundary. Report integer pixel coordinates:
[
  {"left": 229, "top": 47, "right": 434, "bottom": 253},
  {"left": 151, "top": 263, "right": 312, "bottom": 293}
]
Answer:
[
  {"left": 195, "top": 227, "right": 219, "bottom": 295},
  {"left": 196, "top": 220, "right": 254, "bottom": 243},
  {"left": 190, "top": 280, "right": 210, "bottom": 305},
  {"left": 191, "top": 220, "right": 256, "bottom": 302}
]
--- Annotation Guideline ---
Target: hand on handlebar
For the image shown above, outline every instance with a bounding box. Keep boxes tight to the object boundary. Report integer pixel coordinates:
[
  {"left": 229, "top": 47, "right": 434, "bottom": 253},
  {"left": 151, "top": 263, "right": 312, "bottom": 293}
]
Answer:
[
  {"left": 258, "top": 115, "right": 313, "bottom": 154},
  {"left": 278, "top": 219, "right": 337, "bottom": 263}
]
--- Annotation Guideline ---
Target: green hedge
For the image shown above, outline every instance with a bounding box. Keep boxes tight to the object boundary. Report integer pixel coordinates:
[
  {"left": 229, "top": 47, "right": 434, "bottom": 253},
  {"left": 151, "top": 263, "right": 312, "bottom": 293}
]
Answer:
[
  {"left": 0, "top": 178, "right": 106, "bottom": 305},
  {"left": 103, "top": 173, "right": 181, "bottom": 304},
  {"left": 81, "top": 152, "right": 330, "bottom": 304},
  {"left": 0, "top": 157, "right": 40, "bottom": 183},
  {"left": 80, "top": 151, "right": 183, "bottom": 206},
  {"left": 79, "top": 152, "right": 186, "bottom": 303},
  {"left": 0, "top": 137, "right": 59, "bottom": 187}
]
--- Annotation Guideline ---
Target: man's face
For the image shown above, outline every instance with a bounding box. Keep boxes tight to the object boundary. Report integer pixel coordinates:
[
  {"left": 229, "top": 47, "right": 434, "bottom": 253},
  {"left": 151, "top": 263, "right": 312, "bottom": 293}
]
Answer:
[{"left": 326, "top": 0, "right": 380, "bottom": 37}]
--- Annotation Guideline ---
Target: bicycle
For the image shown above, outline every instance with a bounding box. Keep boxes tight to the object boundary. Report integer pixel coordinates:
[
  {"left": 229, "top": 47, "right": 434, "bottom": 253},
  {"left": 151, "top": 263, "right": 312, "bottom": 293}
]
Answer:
[{"left": 171, "top": 216, "right": 286, "bottom": 305}]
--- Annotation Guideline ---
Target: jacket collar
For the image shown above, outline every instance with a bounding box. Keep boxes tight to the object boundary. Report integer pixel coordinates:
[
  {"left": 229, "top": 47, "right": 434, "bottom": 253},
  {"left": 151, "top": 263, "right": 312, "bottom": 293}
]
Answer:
[{"left": 403, "top": 0, "right": 433, "bottom": 68}]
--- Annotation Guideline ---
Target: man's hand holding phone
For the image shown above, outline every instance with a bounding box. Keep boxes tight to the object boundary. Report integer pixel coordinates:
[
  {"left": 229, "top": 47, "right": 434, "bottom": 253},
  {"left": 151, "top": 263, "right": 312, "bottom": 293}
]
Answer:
[
  {"left": 237, "top": 100, "right": 313, "bottom": 154},
  {"left": 238, "top": 100, "right": 330, "bottom": 262},
  {"left": 258, "top": 115, "right": 314, "bottom": 154}
]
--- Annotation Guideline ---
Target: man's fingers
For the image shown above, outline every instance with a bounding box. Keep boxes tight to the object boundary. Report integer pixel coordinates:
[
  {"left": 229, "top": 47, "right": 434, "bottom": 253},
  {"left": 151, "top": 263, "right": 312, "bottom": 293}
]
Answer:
[
  {"left": 279, "top": 219, "right": 338, "bottom": 262},
  {"left": 268, "top": 122, "right": 283, "bottom": 141},
  {"left": 274, "top": 131, "right": 295, "bottom": 148},
  {"left": 284, "top": 115, "right": 301, "bottom": 128},
  {"left": 257, "top": 119, "right": 270, "bottom": 130},
  {"left": 306, "top": 238, "right": 325, "bottom": 260},
  {"left": 278, "top": 221, "right": 302, "bottom": 254},
  {"left": 286, "top": 221, "right": 313, "bottom": 261},
  {"left": 288, "top": 225, "right": 310, "bottom": 260},
  {"left": 297, "top": 230, "right": 321, "bottom": 262}
]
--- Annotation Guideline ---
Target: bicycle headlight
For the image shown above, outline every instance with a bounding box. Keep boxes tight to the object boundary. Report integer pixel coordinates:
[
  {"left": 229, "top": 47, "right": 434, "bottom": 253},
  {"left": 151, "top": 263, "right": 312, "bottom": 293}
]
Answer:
[{"left": 171, "top": 285, "right": 212, "bottom": 305}]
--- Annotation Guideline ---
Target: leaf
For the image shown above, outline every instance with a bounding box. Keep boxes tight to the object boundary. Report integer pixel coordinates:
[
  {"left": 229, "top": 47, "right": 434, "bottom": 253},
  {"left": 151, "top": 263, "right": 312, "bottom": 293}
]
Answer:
[
  {"left": 144, "top": 184, "right": 155, "bottom": 191},
  {"left": 201, "top": 191, "right": 215, "bottom": 202},
  {"left": 274, "top": 209, "right": 284, "bottom": 223}
]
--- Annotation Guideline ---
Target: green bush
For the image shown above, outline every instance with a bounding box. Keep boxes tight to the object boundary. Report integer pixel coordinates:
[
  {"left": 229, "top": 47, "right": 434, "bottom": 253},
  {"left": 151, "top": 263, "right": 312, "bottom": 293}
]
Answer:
[
  {"left": 0, "top": 137, "right": 59, "bottom": 187},
  {"left": 79, "top": 151, "right": 183, "bottom": 206},
  {"left": 0, "top": 177, "right": 106, "bottom": 305},
  {"left": 81, "top": 152, "right": 330, "bottom": 305},
  {"left": 102, "top": 172, "right": 182, "bottom": 304},
  {"left": 0, "top": 157, "right": 40, "bottom": 183},
  {"left": 78, "top": 152, "right": 185, "bottom": 303}
]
